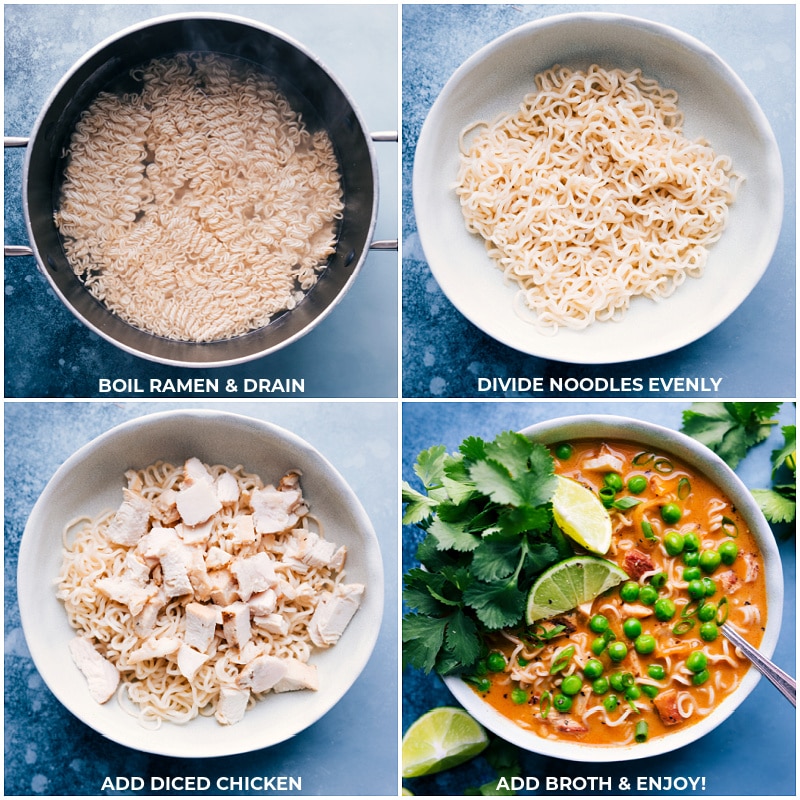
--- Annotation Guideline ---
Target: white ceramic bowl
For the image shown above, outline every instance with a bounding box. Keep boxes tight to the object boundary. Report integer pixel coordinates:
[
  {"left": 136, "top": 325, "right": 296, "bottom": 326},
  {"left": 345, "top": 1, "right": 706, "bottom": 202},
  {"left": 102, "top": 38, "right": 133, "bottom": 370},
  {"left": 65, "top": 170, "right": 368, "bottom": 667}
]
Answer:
[
  {"left": 444, "top": 415, "right": 783, "bottom": 762},
  {"left": 18, "top": 410, "right": 384, "bottom": 758},
  {"left": 413, "top": 13, "right": 784, "bottom": 363}
]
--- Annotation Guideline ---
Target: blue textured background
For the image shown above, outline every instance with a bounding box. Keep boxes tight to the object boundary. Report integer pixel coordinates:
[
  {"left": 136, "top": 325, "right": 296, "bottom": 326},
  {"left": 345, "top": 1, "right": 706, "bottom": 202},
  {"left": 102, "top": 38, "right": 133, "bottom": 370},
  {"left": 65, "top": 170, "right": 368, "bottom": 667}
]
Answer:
[
  {"left": 4, "top": 4, "right": 398, "bottom": 399},
  {"left": 5, "top": 401, "right": 398, "bottom": 795},
  {"left": 402, "top": 4, "right": 796, "bottom": 398},
  {"left": 402, "top": 401, "right": 796, "bottom": 796}
]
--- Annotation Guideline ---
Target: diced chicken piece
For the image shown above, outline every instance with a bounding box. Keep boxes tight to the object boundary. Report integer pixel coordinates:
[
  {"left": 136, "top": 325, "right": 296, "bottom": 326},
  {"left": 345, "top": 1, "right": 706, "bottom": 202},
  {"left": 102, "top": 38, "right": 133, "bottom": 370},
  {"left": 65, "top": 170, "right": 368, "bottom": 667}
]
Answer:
[
  {"left": 581, "top": 453, "right": 624, "bottom": 473},
  {"left": 248, "top": 589, "right": 277, "bottom": 617},
  {"left": 127, "top": 635, "right": 181, "bottom": 664},
  {"left": 621, "top": 603, "right": 655, "bottom": 619},
  {"left": 251, "top": 485, "right": 302, "bottom": 534},
  {"left": 254, "top": 613, "right": 289, "bottom": 636},
  {"left": 623, "top": 549, "right": 655, "bottom": 580},
  {"left": 717, "top": 570, "right": 739, "bottom": 594},
  {"left": 184, "top": 602, "right": 220, "bottom": 652},
  {"left": 178, "top": 519, "right": 214, "bottom": 546},
  {"left": 275, "top": 579, "right": 297, "bottom": 602},
  {"left": 177, "top": 644, "right": 210, "bottom": 681},
  {"left": 278, "top": 469, "right": 302, "bottom": 492},
  {"left": 743, "top": 552, "right": 760, "bottom": 583},
  {"left": 183, "top": 457, "right": 214, "bottom": 486},
  {"left": 576, "top": 601, "right": 594, "bottom": 620},
  {"left": 273, "top": 659, "right": 319, "bottom": 693},
  {"left": 228, "top": 514, "right": 256, "bottom": 545},
  {"left": 653, "top": 690, "right": 684, "bottom": 726},
  {"left": 183, "top": 547, "right": 213, "bottom": 601},
  {"left": 231, "top": 553, "right": 276, "bottom": 601},
  {"left": 125, "top": 469, "right": 144, "bottom": 493},
  {"left": 208, "top": 568, "right": 239, "bottom": 606},
  {"left": 157, "top": 539, "right": 194, "bottom": 599},
  {"left": 550, "top": 715, "right": 588, "bottom": 735},
  {"left": 176, "top": 480, "right": 222, "bottom": 527},
  {"left": 230, "top": 640, "right": 263, "bottom": 665},
  {"left": 123, "top": 551, "right": 151, "bottom": 585},
  {"left": 68, "top": 637, "right": 120, "bottom": 704},
  {"left": 222, "top": 601, "right": 251, "bottom": 648},
  {"left": 215, "top": 685, "right": 250, "bottom": 725},
  {"left": 308, "top": 583, "right": 364, "bottom": 648},
  {"left": 237, "top": 654, "right": 288, "bottom": 693},
  {"left": 106, "top": 489, "right": 151, "bottom": 546},
  {"left": 215, "top": 471, "right": 240, "bottom": 505},
  {"left": 136, "top": 526, "right": 177, "bottom": 564},
  {"left": 133, "top": 589, "right": 167, "bottom": 638},
  {"left": 153, "top": 488, "right": 180, "bottom": 525},
  {"left": 95, "top": 576, "right": 157, "bottom": 617},
  {"left": 205, "top": 546, "right": 233, "bottom": 570}
]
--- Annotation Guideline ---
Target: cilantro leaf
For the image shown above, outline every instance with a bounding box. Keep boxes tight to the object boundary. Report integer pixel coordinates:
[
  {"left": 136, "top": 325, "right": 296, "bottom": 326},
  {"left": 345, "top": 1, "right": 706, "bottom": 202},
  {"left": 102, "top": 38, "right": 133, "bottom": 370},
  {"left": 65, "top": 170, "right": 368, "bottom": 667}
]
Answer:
[
  {"left": 771, "top": 425, "right": 796, "bottom": 478},
  {"left": 752, "top": 487, "right": 796, "bottom": 524},
  {"left": 463, "top": 579, "right": 526, "bottom": 629},
  {"left": 414, "top": 444, "right": 448, "bottom": 489},
  {"left": 402, "top": 613, "right": 449, "bottom": 673},
  {"left": 471, "top": 539, "right": 521, "bottom": 582},
  {"left": 401, "top": 481, "right": 438, "bottom": 525},
  {"left": 429, "top": 515, "right": 481, "bottom": 552},
  {"left": 443, "top": 609, "right": 483, "bottom": 668}
]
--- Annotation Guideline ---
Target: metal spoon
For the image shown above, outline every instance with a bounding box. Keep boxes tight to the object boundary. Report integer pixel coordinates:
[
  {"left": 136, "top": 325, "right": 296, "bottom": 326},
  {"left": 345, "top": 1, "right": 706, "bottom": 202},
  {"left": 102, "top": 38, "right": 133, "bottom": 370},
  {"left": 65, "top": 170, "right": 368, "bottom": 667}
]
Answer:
[{"left": 720, "top": 623, "right": 796, "bottom": 706}]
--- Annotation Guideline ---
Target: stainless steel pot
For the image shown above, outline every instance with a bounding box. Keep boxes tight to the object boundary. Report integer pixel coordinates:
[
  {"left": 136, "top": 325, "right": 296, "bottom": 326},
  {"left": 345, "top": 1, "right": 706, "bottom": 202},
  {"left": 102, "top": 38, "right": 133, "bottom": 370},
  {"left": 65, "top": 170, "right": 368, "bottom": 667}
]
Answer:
[{"left": 5, "top": 13, "right": 396, "bottom": 367}]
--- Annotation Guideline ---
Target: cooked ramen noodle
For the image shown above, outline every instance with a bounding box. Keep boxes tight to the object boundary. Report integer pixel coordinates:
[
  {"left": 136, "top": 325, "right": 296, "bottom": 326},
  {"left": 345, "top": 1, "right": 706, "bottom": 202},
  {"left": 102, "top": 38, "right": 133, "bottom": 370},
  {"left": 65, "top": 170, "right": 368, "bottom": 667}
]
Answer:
[
  {"left": 474, "top": 440, "right": 766, "bottom": 745},
  {"left": 57, "top": 458, "right": 363, "bottom": 727},
  {"left": 455, "top": 65, "right": 741, "bottom": 334},
  {"left": 54, "top": 53, "right": 344, "bottom": 342}
]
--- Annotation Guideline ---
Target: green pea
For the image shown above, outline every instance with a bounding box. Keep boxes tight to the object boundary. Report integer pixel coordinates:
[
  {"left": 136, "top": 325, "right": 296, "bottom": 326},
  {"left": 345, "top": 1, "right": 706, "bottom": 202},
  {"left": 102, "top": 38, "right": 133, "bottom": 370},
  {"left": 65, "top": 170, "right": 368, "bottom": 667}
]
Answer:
[
  {"left": 487, "top": 652, "right": 507, "bottom": 672},
  {"left": 609, "top": 672, "right": 626, "bottom": 692},
  {"left": 604, "top": 472, "right": 624, "bottom": 492},
  {"left": 683, "top": 532, "right": 701, "bottom": 552},
  {"left": 554, "top": 443, "right": 573, "bottom": 460},
  {"left": 683, "top": 566, "right": 702, "bottom": 581},
  {"left": 583, "top": 659, "right": 604, "bottom": 680},
  {"left": 686, "top": 651, "right": 708, "bottom": 673},
  {"left": 699, "top": 621, "right": 719, "bottom": 642},
  {"left": 719, "top": 540, "right": 738, "bottom": 565},
  {"left": 692, "top": 669, "right": 710, "bottom": 686},
  {"left": 697, "top": 602, "right": 717, "bottom": 622},
  {"left": 702, "top": 577, "right": 717, "bottom": 597},
  {"left": 603, "top": 695, "right": 619, "bottom": 712},
  {"left": 699, "top": 550, "right": 722, "bottom": 573},
  {"left": 470, "top": 676, "right": 491, "bottom": 693},
  {"left": 623, "top": 618, "right": 642, "bottom": 639},
  {"left": 650, "top": 572, "right": 668, "bottom": 589},
  {"left": 647, "top": 664, "right": 666, "bottom": 680},
  {"left": 641, "top": 684, "right": 660, "bottom": 698},
  {"left": 591, "top": 637, "right": 608, "bottom": 656},
  {"left": 660, "top": 503, "right": 682, "bottom": 524},
  {"left": 683, "top": 550, "right": 701, "bottom": 567},
  {"left": 517, "top": 656, "right": 529, "bottom": 667},
  {"left": 511, "top": 687, "right": 528, "bottom": 704},
  {"left": 561, "top": 675, "right": 583, "bottom": 696},
  {"left": 589, "top": 614, "right": 610, "bottom": 634},
  {"left": 625, "top": 685, "right": 642, "bottom": 701},
  {"left": 474, "top": 659, "right": 488, "bottom": 676},
  {"left": 627, "top": 475, "right": 648, "bottom": 495},
  {"left": 654, "top": 598, "right": 677, "bottom": 622},
  {"left": 619, "top": 581, "right": 640, "bottom": 603},
  {"left": 664, "top": 531, "right": 685, "bottom": 556},
  {"left": 608, "top": 642, "right": 628, "bottom": 662},
  {"left": 639, "top": 585, "right": 659, "bottom": 606},
  {"left": 553, "top": 692, "right": 572, "bottom": 712},
  {"left": 634, "top": 634, "right": 657, "bottom": 655},
  {"left": 687, "top": 579, "right": 706, "bottom": 600},
  {"left": 592, "top": 677, "right": 610, "bottom": 695}
]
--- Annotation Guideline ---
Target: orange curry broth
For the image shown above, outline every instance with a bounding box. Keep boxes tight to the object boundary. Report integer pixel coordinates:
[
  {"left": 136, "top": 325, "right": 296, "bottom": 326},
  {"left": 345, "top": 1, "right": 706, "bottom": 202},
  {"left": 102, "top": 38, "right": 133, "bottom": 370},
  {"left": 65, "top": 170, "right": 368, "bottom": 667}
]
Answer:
[{"left": 475, "top": 439, "right": 767, "bottom": 746}]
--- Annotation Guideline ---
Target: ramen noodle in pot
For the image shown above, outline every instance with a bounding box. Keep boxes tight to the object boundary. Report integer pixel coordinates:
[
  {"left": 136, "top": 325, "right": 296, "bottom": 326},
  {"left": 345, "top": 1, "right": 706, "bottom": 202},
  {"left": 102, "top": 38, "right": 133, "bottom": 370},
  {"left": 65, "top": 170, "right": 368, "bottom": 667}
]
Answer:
[{"left": 474, "top": 439, "right": 766, "bottom": 746}]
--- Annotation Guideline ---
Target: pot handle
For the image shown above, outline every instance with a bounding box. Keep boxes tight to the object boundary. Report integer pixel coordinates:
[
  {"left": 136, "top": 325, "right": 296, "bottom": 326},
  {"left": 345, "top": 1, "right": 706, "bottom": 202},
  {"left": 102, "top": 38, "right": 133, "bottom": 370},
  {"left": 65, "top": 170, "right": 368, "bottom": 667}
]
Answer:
[
  {"left": 371, "top": 131, "right": 398, "bottom": 143},
  {"left": 5, "top": 138, "right": 34, "bottom": 256},
  {"left": 5, "top": 136, "right": 29, "bottom": 148}
]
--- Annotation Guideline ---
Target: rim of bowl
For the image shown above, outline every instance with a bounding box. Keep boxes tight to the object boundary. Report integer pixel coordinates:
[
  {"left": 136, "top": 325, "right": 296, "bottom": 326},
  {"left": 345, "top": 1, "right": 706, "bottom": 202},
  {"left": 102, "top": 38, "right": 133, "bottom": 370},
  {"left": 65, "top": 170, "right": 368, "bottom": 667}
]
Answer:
[
  {"left": 17, "top": 409, "right": 384, "bottom": 757},
  {"left": 444, "top": 414, "right": 783, "bottom": 762},
  {"left": 413, "top": 11, "right": 784, "bottom": 364}
]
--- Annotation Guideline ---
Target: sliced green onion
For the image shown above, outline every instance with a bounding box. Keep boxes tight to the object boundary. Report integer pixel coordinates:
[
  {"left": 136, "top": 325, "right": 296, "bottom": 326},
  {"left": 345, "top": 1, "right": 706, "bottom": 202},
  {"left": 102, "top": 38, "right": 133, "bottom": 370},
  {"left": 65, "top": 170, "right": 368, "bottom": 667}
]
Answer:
[
  {"left": 650, "top": 572, "right": 668, "bottom": 588},
  {"left": 633, "top": 452, "right": 655, "bottom": 466},
  {"left": 549, "top": 645, "right": 576, "bottom": 674},
  {"left": 716, "top": 596, "right": 729, "bottom": 625},
  {"left": 653, "top": 458, "right": 674, "bottom": 474},
  {"left": 677, "top": 477, "right": 692, "bottom": 499},
  {"left": 635, "top": 720, "right": 649, "bottom": 743},
  {"left": 682, "top": 599, "right": 702, "bottom": 618},
  {"left": 540, "top": 690, "right": 551, "bottom": 719},
  {"left": 642, "top": 520, "right": 656, "bottom": 540},
  {"left": 721, "top": 516, "right": 739, "bottom": 538},
  {"left": 613, "top": 496, "right": 643, "bottom": 511},
  {"left": 672, "top": 618, "right": 695, "bottom": 635}
]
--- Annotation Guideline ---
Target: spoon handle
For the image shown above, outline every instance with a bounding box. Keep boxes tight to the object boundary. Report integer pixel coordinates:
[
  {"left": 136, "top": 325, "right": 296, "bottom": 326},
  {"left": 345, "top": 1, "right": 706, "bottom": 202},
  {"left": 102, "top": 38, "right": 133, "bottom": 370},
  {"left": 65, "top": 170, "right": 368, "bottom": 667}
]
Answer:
[{"left": 721, "top": 623, "right": 796, "bottom": 707}]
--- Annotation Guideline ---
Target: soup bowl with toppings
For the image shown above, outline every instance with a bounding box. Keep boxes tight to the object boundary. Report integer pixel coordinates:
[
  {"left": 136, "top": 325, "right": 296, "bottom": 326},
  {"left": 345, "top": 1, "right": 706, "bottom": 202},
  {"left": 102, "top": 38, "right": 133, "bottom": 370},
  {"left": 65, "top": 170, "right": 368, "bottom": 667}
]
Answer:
[{"left": 443, "top": 415, "right": 783, "bottom": 761}]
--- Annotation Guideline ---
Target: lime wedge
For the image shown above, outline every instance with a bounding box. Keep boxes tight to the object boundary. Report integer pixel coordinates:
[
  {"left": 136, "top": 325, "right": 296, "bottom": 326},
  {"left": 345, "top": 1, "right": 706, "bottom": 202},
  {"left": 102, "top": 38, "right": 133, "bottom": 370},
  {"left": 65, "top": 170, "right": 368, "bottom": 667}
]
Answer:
[
  {"left": 401, "top": 707, "right": 489, "bottom": 778},
  {"left": 552, "top": 475, "right": 612, "bottom": 555},
  {"left": 525, "top": 555, "right": 629, "bottom": 624}
]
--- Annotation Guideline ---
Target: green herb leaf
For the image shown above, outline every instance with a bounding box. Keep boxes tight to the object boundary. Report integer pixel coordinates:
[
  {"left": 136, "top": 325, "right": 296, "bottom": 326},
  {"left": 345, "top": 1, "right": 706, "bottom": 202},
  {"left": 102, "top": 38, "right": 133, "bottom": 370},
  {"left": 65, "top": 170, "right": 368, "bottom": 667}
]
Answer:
[
  {"left": 751, "top": 487, "right": 796, "bottom": 524},
  {"left": 463, "top": 579, "right": 527, "bottom": 629},
  {"left": 401, "top": 613, "right": 449, "bottom": 673}
]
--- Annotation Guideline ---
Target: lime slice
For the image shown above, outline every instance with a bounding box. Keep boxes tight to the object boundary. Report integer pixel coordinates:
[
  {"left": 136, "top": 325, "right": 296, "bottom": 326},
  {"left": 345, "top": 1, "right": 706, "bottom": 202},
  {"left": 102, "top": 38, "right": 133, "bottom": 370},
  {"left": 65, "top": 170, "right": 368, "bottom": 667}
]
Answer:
[
  {"left": 525, "top": 555, "right": 628, "bottom": 623},
  {"left": 401, "top": 707, "right": 489, "bottom": 779},
  {"left": 552, "top": 475, "right": 612, "bottom": 555}
]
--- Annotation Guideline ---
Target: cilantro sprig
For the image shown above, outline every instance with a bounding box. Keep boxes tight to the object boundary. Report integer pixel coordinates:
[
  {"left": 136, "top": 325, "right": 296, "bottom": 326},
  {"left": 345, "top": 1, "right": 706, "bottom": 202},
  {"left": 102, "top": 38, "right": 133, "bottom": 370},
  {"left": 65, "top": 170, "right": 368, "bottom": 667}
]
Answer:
[
  {"left": 751, "top": 425, "right": 796, "bottom": 528},
  {"left": 402, "top": 431, "right": 566, "bottom": 676}
]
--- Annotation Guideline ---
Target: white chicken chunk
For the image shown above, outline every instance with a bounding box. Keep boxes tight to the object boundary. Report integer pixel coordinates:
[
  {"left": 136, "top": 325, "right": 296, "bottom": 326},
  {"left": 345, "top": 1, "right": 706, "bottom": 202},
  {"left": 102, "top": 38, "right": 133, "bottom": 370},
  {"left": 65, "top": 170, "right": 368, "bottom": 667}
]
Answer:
[
  {"left": 237, "top": 654, "right": 287, "bottom": 693},
  {"left": 273, "top": 659, "right": 319, "bottom": 693},
  {"left": 228, "top": 514, "right": 256, "bottom": 545},
  {"left": 178, "top": 519, "right": 214, "bottom": 545},
  {"left": 205, "top": 545, "right": 233, "bottom": 570},
  {"left": 231, "top": 552, "right": 276, "bottom": 601},
  {"left": 177, "top": 644, "right": 211, "bottom": 681},
  {"left": 581, "top": 452, "right": 625, "bottom": 472},
  {"left": 106, "top": 489, "right": 151, "bottom": 546},
  {"left": 222, "top": 601, "right": 251, "bottom": 648},
  {"left": 208, "top": 568, "right": 239, "bottom": 606},
  {"left": 215, "top": 686, "right": 250, "bottom": 725},
  {"left": 126, "top": 635, "right": 181, "bottom": 664},
  {"left": 68, "top": 637, "right": 120, "bottom": 704},
  {"left": 184, "top": 602, "right": 220, "bottom": 652},
  {"left": 308, "top": 583, "right": 364, "bottom": 648},
  {"left": 183, "top": 457, "right": 214, "bottom": 486},
  {"left": 133, "top": 589, "right": 167, "bottom": 639},
  {"left": 254, "top": 613, "right": 289, "bottom": 636},
  {"left": 215, "top": 471, "right": 240, "bottom": 505},
  {"left": 176, "top": 480, "right": 222, "bottom": 527},
  {"left": 251, "top": 485, "right": 303, "bottom": 534},
  {"left": 247, "top": 589, "right": 277, "bottom": 617},
  {"left": 95, "top": 575, "right": 157, "bottom": 617}
]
